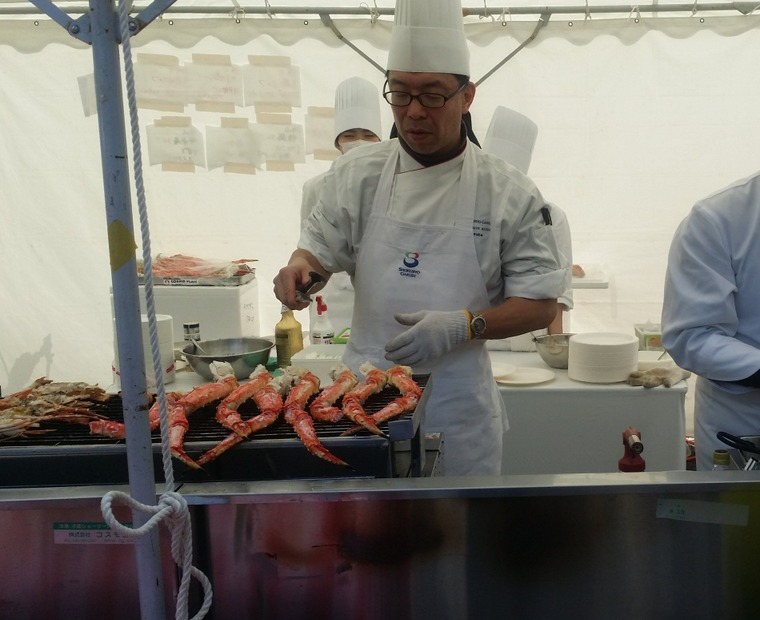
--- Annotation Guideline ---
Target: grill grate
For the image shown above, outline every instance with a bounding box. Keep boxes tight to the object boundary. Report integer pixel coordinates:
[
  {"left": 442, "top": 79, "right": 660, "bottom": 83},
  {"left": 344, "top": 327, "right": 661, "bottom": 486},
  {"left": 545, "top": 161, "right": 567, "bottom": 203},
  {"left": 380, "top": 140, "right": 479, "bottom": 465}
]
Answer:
[
  {"left": 0, "top": 375, "right": 431, "bottom": 486},
  {"left": 0, "top": 374, "right": 428, "bottom": 447}
]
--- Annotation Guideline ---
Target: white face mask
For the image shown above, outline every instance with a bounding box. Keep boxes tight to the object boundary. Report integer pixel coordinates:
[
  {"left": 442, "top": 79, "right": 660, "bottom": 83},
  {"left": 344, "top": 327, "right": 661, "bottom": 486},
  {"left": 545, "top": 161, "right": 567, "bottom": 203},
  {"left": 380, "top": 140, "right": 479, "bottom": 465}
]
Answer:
[{"left": 340, "top": 139, "right": 376, "bottom": 154}]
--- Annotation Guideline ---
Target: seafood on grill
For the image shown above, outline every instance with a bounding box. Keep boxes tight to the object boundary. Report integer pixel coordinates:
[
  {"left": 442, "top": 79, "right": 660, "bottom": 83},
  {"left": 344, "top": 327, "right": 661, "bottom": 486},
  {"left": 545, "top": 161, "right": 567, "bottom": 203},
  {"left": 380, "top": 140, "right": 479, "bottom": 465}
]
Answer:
[
  {"left": 197, "top": 372, "right": 293, "bottom": 466},
  {"left": 163, "top": 367, "right": 241, "bottom": 469},
  {"left": 309, "top": 363, "right": 358, "bottom": 423},
  {"left": 339, "top": 362, "right": 388, "bottom": 437},
  {"left": 89, "top": 364, "right": 239, "bottom": 469},
  {"left": 1, "top": 409, "right": 106, "bottom": 439},
  {"left": 370, "top": 365, "right": 421, "bottom": 424},
  {"left": 1, "top": 378, "right": 110, "bottom": 439},
  {"left": 284, "top": 367, "right": 350, "bottom": 468},
  {"left": 342, "top": 365, "right": 421, "bottom": 437},
  {"left": 88, "top": 391, "right": 183, "bottom": 439},
  {"left": 214, "top": 365, "right": 272, "bottom": 433}
]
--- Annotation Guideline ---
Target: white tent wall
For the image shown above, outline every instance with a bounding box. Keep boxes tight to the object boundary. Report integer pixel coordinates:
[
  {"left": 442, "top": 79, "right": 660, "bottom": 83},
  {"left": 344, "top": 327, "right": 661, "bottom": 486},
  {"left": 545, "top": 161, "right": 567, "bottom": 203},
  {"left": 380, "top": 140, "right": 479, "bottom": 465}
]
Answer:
[{"left": 2, "top": 4, "right": 760, "bottom": 394}]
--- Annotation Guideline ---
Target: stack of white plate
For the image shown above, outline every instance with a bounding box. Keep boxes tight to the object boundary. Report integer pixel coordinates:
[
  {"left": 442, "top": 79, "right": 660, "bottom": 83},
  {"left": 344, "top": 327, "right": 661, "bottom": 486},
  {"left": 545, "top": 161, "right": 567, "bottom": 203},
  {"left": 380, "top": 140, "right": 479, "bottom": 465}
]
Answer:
[{"left": 568, "top": 332, "right": 639, "bottom": 383}]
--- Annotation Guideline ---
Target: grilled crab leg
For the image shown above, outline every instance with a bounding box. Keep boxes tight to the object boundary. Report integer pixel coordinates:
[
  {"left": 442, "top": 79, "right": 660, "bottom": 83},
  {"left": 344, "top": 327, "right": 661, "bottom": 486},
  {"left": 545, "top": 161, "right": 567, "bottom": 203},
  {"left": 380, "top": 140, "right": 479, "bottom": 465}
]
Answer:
[
  {"left": 89, "top": 364, "right": 239, "bottom": 469},
  {"left": 341, "top": 365, "right": 421, "bottom": 437},
  {"left": 309, "top": 363, "right": 358, "bottom": 423},
  {"left": 284, "top": 368, "right": 350, "bottom": 468},
  {"left": 2, "top": 409, "right": 106, "bottom": 439},
  {"left": 215, "top": 365, "right": 272, "bottom": 433},
  {"left": 196, "top": 373, "right": 292, "bottom": 466},
  {"left": 168, "top": 370, "right": 239, "bottom": 469},
  {"left": 339, "top": 362, "right": 388, "bottom": 437}
]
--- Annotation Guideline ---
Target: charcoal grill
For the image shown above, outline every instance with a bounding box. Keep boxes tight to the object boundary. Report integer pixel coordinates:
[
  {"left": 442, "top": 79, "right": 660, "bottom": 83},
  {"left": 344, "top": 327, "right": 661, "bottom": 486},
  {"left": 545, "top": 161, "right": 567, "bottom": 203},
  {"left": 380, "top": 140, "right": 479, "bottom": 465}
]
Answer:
[{"left": 0, "top": 374, "right": 442, "bottom": 487}]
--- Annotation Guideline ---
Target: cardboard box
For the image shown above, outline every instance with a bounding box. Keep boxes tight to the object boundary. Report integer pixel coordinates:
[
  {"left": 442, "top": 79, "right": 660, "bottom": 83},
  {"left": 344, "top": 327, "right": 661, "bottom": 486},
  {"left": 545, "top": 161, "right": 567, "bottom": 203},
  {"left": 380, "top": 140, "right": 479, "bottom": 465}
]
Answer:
[{"left": 137, "top": 278, "right": 260, "bottom": 343}]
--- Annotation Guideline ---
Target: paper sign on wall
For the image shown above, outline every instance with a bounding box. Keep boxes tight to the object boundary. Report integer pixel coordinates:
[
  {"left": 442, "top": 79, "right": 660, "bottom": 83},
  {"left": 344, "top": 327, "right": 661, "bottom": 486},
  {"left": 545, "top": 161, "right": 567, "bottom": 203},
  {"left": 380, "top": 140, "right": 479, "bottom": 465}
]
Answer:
[
  {"left": 305, "top": 106, "right": 337, "bottom": 160},
  {"left": 187, "top": 54, "right": 243, "bottom": 112},
  {"left": 147, "top": 116, "right": 206, "bottom": 171},
  {"left": 206, "top": 117, "right": 262, "bottom": 174},
  {"left": 243, "top": 55, "right": 302, "bottom": 111}
]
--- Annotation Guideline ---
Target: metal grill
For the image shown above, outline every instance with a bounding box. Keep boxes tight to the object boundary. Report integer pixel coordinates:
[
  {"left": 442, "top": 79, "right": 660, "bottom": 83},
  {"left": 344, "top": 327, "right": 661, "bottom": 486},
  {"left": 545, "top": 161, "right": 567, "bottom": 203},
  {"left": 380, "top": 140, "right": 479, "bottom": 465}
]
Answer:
[{"left": 0, "top": 375, "right": 433, "bottom": 487}]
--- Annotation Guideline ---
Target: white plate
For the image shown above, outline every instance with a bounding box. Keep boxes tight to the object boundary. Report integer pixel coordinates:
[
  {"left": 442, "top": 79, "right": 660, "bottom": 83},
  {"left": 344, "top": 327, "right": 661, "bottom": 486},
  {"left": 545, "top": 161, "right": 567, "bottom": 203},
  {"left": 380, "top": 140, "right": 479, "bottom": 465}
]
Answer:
[
  {"left": 491, "top": 362, "right": 517, "bottom": 380},
  {"left": 495, "top": 367, "right": 555, "bottom": 386}
]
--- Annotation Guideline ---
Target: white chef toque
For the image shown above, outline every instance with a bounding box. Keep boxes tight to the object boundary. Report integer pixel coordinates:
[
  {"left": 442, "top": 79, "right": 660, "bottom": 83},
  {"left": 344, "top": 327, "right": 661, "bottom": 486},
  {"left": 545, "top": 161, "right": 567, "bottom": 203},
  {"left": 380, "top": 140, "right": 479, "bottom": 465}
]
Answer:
[
  {"left": 333, "top": 77, "right": 383, "bottom": 147},
  {"left": 387, "top": 0, "right": 470, "bottom": 77},
  {"left": 483, "top": 106, "right": 538, "bottom": 175}
]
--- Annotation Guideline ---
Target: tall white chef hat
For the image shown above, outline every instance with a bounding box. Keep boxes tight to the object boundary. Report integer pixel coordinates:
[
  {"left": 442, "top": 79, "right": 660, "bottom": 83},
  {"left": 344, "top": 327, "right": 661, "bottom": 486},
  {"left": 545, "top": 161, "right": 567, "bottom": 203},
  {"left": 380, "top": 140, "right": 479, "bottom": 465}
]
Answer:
[
  {"left": 387, "top": 0, "right": 470, "bottom": 77},
  {"left": 333, "top": 77, "right": 383, "bottom": 147},
  {"left": 483, "top": 106, "right": 539, "bottom": 175}
]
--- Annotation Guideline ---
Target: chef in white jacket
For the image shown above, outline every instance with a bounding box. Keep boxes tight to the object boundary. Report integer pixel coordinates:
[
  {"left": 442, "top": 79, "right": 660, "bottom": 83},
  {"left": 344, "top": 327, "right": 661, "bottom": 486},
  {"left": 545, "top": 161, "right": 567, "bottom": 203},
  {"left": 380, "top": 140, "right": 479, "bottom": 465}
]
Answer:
[
  {"left": 662, "top": 173, "right": 760, "bottom": 470},
  {"left": 482, "top": 106, "right": 574, "bottom": 345},
  {"left": 275, "top": 0, "right": 565, "bottom": 476},
  {"left": 300, "top": 77, "right": 383, "bottom": 337}
]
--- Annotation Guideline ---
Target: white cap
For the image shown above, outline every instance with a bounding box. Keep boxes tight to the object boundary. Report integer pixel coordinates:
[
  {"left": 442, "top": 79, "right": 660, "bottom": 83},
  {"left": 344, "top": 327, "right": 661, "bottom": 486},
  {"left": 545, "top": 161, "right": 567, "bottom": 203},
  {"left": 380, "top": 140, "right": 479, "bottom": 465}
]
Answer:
[
  {"left": 333, "top": 77, "right": 382, "bottom": 146},
  {"left": 483, "top": 106, "right": 538, "bottom": 175},
  {"left": 387, "top": 0, "right": 470, "bottom": 76}
]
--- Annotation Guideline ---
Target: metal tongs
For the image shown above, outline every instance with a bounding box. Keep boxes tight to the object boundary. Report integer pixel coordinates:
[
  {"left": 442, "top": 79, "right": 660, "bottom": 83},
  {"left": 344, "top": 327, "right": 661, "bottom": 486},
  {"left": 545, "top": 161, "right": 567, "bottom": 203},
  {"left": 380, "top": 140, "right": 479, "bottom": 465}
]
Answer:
[
  {"left": 295, "top": 271, "right": 325, "bottom": 304},
  {"left": 717, "top": 431, "right": 760, "bottom": 471}
]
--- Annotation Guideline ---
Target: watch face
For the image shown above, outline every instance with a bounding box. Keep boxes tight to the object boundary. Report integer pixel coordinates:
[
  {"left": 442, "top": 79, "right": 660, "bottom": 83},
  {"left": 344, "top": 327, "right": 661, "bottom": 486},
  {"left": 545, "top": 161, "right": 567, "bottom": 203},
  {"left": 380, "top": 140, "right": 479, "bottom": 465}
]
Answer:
[{"left": 472, "top": 315, "right": 486, "bottom": 337}]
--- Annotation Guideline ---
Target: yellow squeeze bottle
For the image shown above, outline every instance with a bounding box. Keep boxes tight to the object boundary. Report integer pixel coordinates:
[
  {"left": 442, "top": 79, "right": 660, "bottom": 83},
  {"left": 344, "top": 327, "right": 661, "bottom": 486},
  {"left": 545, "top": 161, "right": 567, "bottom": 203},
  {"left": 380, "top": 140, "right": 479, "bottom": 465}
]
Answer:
[{"left": 275, "top": 305, "right": 304, "bottom": 368}]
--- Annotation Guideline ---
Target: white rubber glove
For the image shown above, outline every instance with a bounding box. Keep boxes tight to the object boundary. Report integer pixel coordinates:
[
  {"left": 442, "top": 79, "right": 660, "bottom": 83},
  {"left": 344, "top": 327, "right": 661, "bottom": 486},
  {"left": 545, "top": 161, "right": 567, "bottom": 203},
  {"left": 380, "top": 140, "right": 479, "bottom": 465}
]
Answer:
[
  {"left": 384, "top": 310, "right": 469, "bottom": 367},
  {"left": 627, "top": 367, "right": 691, "bottom": 388}
]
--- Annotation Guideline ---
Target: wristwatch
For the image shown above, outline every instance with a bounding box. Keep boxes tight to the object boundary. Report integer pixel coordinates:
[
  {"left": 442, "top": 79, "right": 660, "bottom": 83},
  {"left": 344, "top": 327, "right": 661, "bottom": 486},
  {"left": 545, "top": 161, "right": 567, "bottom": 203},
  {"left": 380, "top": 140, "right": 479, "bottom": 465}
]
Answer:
[{"left": 469, "top": 311, "right": 487, "bottom": 339}]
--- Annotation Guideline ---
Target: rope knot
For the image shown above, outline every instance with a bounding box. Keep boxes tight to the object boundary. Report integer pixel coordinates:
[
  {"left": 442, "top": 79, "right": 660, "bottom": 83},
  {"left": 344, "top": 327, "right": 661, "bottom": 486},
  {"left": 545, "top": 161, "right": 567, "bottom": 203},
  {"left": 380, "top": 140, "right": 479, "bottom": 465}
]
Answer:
[{"left": 160, "top": 491, "right": 188, "bottom": 516}]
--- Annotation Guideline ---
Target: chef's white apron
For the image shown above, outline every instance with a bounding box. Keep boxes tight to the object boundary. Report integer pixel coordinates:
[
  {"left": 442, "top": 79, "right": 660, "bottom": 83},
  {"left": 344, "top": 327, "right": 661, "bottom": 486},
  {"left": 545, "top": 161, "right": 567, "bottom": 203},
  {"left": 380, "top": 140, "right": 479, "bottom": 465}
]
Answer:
[
  {"left": 695, "top": 376, "right": 760, "bottom": 470},
  {"left": 344, "top": 143, "right": 507, "bottom": 476}
]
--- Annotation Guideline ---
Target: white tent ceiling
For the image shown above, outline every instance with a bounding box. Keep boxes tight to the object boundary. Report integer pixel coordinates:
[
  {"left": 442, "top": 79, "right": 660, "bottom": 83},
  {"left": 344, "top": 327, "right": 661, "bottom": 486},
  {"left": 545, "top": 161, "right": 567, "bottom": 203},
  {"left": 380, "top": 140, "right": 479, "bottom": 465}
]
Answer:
[{"left": 2, "top": 1, "right": 760, "bottom": 392}]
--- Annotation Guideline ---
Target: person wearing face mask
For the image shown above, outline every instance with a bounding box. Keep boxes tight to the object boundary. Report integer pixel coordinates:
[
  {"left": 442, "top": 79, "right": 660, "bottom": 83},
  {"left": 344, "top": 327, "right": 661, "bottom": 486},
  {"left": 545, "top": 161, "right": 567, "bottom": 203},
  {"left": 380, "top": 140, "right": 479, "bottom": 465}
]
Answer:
[
  {"left": 482, "top": 106, "right": 574, "bottom": 345},
  {"left": 300, "top": 77, "right": 382, "bottom": 336},
  {"left": 274, "top": 0, "right": 564, "bottom": 476}
]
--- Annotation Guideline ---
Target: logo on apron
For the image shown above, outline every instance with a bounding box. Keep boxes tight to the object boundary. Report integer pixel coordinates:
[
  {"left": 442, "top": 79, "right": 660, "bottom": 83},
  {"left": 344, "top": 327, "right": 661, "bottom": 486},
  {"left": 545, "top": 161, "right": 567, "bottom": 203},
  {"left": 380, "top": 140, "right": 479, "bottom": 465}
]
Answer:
[{"left": 399, "top": 251, "right": 420, "bottom": 277}]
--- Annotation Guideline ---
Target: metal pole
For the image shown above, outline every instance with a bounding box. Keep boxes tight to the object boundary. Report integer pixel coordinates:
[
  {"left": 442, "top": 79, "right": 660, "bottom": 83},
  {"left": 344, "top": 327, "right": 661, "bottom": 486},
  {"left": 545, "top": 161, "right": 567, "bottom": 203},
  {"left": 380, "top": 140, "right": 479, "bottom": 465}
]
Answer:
[{"left": 89, "top": 0, "right": 167, "bottom": 617}]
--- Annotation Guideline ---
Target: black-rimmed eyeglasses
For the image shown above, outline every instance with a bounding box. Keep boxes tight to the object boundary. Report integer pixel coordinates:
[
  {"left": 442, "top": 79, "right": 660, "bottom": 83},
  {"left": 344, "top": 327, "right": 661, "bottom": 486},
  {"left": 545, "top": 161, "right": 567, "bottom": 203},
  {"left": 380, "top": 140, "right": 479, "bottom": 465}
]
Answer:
[{"left": 382, "top": 80, "right": 467, "bottom": 109}]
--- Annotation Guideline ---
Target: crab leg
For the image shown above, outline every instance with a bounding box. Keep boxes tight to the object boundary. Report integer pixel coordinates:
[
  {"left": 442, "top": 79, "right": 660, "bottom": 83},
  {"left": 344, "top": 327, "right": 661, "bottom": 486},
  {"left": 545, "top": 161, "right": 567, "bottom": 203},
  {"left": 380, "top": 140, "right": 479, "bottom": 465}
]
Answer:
[
  {"left": 309, "top": 363, "right": 358, "bottom": 423},
  {"left": 196, "top": 373, "right": 292, "bottom": 466},
  {"left": 89, "top": 391, "right": 184, "bottom": 439},
  {"left": 169, "top": 371, "right": 239, "bottom": 469},
  {"left": 215, "top": 366, "right": 272, "bottom": 433},
  {"left": 341, "top": 365, "right": 421, "bottom": 437},
  {"left": 284, "top": 368, "right": 350, "bottom": 468},
  {"left": 370, "top": 365, "right": 421, "bottom": 422},
  {"left": 339, "top": 362, "right": 388, "bottom": 437},
  {"left": 89, "top": 366, "right": 239, "bottom": 469}
]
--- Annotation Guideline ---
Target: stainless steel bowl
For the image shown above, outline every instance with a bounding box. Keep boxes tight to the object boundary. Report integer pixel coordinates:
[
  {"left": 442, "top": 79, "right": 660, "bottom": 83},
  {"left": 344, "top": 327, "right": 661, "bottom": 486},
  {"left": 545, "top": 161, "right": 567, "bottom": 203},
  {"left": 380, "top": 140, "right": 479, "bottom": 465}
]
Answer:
[
  {"left": 182, "top": 337, "right": 274, "bottom": 381},
  {"left": 533, "top": 333, "right": 574, "bottom": 369}
]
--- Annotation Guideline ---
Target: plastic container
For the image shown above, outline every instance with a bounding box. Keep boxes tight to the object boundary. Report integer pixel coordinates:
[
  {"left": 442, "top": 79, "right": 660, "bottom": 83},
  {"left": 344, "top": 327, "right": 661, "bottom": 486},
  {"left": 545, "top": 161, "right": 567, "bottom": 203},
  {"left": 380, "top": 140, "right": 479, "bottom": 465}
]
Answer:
[{"left": 290, "top": 344, "right": 347, "bottom": 384}]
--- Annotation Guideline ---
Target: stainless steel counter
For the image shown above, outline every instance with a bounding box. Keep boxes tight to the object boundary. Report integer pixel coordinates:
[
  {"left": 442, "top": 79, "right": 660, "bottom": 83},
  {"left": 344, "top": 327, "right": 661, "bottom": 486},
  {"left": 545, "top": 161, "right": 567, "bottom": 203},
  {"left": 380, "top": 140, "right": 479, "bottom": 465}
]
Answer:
[{"left": 2, "top": 472, "right": 760, "bottom": 619}]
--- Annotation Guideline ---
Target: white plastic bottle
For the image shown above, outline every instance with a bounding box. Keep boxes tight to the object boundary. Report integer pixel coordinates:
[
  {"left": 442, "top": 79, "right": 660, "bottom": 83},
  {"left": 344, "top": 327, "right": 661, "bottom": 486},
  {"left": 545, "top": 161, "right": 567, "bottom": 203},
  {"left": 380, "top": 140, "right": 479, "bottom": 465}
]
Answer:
[{"left": 311, "top": 295, "right": 335, "bottom": 345}]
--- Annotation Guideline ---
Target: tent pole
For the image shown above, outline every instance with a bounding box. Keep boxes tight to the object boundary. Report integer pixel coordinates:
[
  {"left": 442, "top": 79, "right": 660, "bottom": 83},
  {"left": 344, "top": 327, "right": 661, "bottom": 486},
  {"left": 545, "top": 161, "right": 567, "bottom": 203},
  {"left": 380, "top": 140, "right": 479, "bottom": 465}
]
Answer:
[{"left": 89, "top": 0, "right": 167, "bottom": 617}]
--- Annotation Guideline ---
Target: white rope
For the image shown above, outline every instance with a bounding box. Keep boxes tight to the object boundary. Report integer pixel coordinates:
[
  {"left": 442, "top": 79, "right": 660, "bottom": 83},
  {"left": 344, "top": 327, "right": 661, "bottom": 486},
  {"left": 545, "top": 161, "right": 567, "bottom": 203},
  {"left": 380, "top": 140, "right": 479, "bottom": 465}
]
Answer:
[
  {"left": 101, "top": 491, "right": 213, "bottom": 620},
  {"left": 96, "top": 2, "right": 214, "bottom": 619},
  {"left": 359, "top": 1, "right": 380, "bottom": 24}
]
